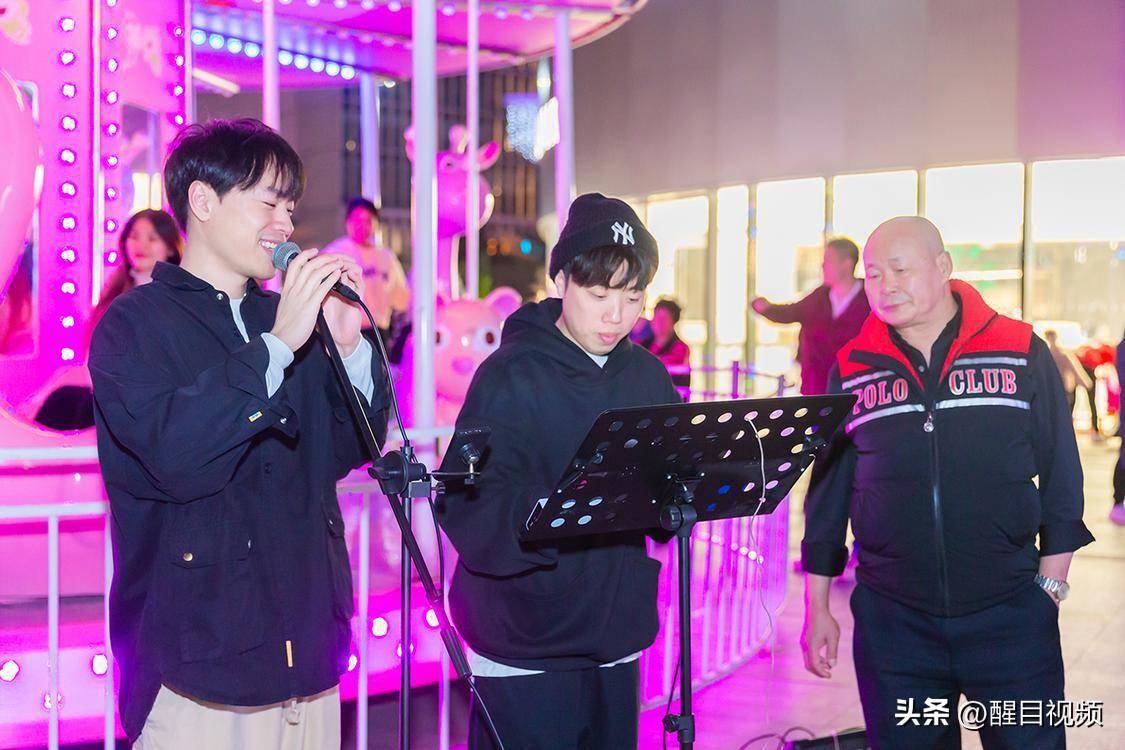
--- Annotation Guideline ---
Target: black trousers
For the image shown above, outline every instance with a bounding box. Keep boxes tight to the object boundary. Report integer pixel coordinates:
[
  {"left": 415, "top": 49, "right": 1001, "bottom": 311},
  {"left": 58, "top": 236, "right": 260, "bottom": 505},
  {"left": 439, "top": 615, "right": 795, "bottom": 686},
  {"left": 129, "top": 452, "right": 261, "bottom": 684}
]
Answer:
[
  {"left": 852, "top": 583, "right": 1065, "bottom": 750},
  {"left": 467, "top": 661, "right": 639, "bottom": 750}
]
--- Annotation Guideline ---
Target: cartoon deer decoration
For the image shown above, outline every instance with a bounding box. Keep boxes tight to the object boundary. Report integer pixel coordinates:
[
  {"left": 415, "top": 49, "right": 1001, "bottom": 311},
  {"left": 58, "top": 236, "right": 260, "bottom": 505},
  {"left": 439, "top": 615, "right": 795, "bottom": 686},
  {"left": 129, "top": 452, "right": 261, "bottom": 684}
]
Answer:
[{"left": 404, "top": 124, "right": 501, "bottom": 298}]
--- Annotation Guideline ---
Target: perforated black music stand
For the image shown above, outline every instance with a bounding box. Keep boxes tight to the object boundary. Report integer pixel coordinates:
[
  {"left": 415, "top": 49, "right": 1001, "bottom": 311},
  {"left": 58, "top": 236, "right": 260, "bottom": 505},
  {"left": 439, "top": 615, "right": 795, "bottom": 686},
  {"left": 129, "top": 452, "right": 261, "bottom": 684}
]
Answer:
[{"left": 522, "top": 394, "right": 856, "bottom": 750}]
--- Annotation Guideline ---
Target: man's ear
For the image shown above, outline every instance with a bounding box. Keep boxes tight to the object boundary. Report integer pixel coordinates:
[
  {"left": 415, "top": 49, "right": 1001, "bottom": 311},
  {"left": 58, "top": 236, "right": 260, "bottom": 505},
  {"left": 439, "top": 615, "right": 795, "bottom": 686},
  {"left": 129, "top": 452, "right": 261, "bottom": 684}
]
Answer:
[
  {"left": 187, "top": 180, "right": 217, "bottom": 225},
  {"left": 553, "top": 270, "right": 567, "bottom": 294},
  {"left": 937, "top": 250, "right": 954, "bottom": 281}
]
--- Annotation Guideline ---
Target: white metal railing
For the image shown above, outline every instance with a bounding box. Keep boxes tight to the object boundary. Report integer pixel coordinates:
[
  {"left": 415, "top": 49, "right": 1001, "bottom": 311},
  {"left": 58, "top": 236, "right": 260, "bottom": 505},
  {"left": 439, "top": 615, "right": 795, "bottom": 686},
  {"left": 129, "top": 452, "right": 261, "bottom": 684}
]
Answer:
[
  {"left": 0, "top": 501, "right": 113, "bottom": 750},
  {"left": 0, "top": 379, "right": 790, "bottom": 748}
]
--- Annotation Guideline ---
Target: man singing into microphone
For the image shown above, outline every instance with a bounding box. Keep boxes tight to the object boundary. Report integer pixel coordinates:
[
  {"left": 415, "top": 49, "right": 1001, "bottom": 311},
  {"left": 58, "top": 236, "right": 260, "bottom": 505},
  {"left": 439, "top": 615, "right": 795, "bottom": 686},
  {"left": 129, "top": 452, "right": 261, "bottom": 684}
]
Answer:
[
  {"left": 437, "top": 194, "right": 682, "bottom": 749},
  {"left": 90, "top": 118, "right": 389, "bottom": 749}
]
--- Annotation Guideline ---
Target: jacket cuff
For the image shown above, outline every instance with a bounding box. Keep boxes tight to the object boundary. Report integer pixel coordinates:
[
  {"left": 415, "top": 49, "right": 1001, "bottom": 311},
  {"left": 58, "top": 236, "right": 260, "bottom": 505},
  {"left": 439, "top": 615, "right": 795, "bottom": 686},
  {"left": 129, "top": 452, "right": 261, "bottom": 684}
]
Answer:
[
  {"left": 1039, "top": 520, "right": 1095, "bottom": 556},
  {"left": 801, "top": 541, "right": 848, "bottom": 577}
]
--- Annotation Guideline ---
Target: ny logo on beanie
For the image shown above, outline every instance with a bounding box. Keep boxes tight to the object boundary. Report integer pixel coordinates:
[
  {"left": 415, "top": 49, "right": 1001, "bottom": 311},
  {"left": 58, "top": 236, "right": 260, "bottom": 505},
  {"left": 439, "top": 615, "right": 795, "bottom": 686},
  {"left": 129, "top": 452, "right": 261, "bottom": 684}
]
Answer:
[{"left": 611, "top": 221, "right": 635, "bottom": 246}]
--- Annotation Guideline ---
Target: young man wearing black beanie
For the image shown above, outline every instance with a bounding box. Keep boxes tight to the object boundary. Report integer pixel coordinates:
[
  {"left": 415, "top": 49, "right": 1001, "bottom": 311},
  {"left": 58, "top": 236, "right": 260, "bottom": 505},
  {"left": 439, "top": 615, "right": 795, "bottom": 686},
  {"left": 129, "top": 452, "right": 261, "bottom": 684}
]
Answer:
[{"left": 437, "top": 193, "right": 682, "bottom": 749}]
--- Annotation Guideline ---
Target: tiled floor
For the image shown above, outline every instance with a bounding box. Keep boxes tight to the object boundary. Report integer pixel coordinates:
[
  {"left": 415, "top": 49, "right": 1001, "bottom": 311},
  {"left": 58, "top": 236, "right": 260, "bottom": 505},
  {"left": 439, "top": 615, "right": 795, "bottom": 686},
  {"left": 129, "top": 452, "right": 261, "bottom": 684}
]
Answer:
[{"left": 638, "top": 435, "right": 1125, "bottom": 749}]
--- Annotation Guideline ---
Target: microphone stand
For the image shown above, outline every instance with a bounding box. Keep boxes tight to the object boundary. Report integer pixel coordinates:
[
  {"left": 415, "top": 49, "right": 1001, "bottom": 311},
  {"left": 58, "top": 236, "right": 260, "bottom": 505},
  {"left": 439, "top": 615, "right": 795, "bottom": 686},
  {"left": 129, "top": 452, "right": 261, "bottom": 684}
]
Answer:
[{"left": 314, "top": 303, "right": 504, "bottom": 750}]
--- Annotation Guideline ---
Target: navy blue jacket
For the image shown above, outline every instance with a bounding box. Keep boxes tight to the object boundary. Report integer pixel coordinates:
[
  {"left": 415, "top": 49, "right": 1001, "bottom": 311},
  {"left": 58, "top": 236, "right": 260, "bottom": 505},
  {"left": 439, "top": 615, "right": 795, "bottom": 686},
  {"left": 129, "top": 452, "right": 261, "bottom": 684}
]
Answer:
[
  {"left": 803, "top": 281, "right": 1093, "bottom": 616},
  {"left": 90, "top": 263, "right": 389, "bottom": 740}
]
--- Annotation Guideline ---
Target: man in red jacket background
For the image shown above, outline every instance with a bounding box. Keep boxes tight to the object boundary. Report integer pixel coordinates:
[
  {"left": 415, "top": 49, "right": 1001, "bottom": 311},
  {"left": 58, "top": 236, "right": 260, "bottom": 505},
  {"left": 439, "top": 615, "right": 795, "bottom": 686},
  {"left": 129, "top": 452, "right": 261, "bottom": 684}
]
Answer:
[{"left": 752, "top": 237, "right": 870, "bottom": 396}]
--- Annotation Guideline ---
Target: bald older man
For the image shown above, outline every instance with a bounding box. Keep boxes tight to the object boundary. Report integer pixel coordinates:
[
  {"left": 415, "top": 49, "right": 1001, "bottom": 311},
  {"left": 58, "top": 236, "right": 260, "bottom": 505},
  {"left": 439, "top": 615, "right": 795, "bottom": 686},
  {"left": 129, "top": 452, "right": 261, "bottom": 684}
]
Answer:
[{"left": 800, "top": 217, "right": 1093, "bottom": 749}]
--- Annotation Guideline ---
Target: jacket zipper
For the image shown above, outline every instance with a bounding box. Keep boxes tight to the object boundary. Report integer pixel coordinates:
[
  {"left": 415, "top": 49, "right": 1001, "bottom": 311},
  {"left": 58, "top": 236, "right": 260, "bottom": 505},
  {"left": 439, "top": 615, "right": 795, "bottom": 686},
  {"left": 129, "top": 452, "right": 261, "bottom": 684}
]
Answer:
[{"left": 925, "top": 402, "right": 951, "bottom": 615}]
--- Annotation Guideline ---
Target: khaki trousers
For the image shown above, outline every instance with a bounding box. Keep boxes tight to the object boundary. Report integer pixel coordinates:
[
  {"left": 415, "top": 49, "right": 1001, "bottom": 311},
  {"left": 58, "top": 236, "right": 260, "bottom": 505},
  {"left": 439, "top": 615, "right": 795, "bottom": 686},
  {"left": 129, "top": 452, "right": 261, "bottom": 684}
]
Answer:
[{"left": 133, "top": 684, "right": 340, "bottom": 750}]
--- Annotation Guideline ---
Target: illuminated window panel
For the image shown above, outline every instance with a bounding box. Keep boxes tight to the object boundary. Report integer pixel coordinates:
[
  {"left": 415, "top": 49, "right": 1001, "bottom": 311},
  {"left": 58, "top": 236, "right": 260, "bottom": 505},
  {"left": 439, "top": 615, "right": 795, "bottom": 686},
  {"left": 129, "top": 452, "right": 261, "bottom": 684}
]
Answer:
[
  {"left": 644, "top": 195, "right": 709, "bottom": 318},
  {"left": 1027, "top": 157, "right": 1125, "bottom": 340},
  {"left": 831, "top": 170, "right": 918, "bottom": 249},
  {"left": 925, "top": 163, "right": 1024, "bottom": 246},
  {"left": 925, "top": 163, "right": 1024, "bottom": 317},
  {"left": 754, "top": 178, "right": 826, "bottom": 392},
  {"left": 1031, "top": 157, "right": 1125, "bottom": 242},
  {"left": 715, "top": 185, "right": 749, "bottom": 346}
]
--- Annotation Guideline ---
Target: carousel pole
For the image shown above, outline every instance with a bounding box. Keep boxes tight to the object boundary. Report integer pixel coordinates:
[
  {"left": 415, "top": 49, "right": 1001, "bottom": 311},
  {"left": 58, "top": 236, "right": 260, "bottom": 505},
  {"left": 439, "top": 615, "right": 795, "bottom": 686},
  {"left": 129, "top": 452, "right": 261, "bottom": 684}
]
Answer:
[
  {"left": 407, "top": 2, "right": 438, "bottom": 749},
  {"left": 360, "top": 72, "right": 382, "bottom": 206},
  {"left": 262, "top": 0, "right": 280, "bottom": 130},
  {"left": 465, "top": 0, "right": 481, "bottom": 299},
  {"left": 553, "top": 10, "right": 576, "bottom": 242}
]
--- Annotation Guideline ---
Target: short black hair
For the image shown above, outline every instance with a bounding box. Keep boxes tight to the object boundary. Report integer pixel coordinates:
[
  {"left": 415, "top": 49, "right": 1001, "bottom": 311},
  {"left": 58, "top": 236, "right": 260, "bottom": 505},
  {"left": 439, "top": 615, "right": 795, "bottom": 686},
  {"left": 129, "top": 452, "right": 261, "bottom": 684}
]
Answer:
[
  {"left": 654, "top": 298, "right": 682, "bottom": 324},
  {"left": 164, "top": 118, "right": 305, "bottom": 230},
  {"left": 826, "top": 237, "right": 860, "bottom": 267},
  {"left": 559, "top": 245, "right": 657, "bottom": 291},
  {"left": 347, "top": 197, "right": 380, "bottom": 219}
]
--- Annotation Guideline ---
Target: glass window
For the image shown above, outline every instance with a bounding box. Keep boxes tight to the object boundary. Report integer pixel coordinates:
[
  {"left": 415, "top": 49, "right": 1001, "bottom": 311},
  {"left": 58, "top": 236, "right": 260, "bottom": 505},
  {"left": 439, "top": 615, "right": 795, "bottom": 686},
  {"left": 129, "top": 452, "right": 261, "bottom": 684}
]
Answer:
[
  {"left": 831, "top": 170, "right": 918, "bottom": 250},
  {"left": 754, "top": 178, "right": 826, "bottom": 395},
  {"left": 1028, "top": 157, "right": 1125, "bottom": 339},
  {"left": 924, "top": 163, "right": 1024, "bottom": 317},
  {"left": 645, "top": 195, "right": 710, "bottom": 385}
]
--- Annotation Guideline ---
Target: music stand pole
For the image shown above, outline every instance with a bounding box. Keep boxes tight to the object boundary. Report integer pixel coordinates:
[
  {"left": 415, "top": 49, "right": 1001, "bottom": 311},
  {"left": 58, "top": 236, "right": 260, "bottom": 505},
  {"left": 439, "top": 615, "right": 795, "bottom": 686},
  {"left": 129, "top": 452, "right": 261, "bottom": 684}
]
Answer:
[{"left": 660, "top": 485, "right": 699, "bottom": 749}]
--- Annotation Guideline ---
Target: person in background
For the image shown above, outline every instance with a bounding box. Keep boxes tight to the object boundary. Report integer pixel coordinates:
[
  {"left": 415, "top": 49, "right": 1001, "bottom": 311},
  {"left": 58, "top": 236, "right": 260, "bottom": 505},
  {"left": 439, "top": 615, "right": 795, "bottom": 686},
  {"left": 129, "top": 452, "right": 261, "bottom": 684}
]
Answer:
[
  {"left": 751, "top": 237, "right": 870, "bottom": 396},
  {"left": 646, "top": 297, "right": 691, "bottom": 399},
  {"left": 324, "top": 197, "right": 411, "bottom": 360},
  {"left": 34, "top": 209, "right": 183, "bottom": 432},
  {"left": 1076, "top": 337, "right": 1114, "bottom": 440},
  {"left": 629, "top": 315, "right": 655, "bottom": 349},
  {"left": 90, "top": 209, "right": 184, "bottom": 337},
  {"left": 1044, "top": 329, "right": 1092, "bottom": 417},
  {"left": 1113, "top": 329, "right": 1125, "bottom": 525}
]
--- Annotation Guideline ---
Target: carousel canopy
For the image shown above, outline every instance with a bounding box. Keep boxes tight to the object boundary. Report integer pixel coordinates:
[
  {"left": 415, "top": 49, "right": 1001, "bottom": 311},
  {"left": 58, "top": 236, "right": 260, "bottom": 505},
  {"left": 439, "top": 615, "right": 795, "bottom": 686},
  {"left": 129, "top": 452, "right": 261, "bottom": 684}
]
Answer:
[{"left": 191, "top": 0, "right": 645, "bottom": 89}]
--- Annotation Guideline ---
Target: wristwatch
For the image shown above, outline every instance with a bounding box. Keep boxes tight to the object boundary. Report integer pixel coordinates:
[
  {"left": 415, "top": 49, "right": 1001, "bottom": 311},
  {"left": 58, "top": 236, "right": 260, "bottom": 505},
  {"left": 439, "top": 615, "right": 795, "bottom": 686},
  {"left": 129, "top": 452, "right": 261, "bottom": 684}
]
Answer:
[{"left": 1034, "top": 574, "right": 1070, "bottom": 601}]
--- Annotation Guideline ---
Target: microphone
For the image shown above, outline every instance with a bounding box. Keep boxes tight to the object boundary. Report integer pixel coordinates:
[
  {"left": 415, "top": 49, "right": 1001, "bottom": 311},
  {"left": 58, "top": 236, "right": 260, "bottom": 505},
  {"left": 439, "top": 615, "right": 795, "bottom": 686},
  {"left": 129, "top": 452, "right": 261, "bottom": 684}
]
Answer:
[{"left": 272, "top": 241, "right": 361, "bottom": 303}]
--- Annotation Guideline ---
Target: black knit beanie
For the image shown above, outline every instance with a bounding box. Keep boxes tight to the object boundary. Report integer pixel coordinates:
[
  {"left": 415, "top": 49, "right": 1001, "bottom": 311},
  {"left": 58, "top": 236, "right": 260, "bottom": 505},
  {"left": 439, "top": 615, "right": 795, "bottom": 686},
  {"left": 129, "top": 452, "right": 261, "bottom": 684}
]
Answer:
[{"left": 548, "top": 193, "right": 659, "bottom": 279}]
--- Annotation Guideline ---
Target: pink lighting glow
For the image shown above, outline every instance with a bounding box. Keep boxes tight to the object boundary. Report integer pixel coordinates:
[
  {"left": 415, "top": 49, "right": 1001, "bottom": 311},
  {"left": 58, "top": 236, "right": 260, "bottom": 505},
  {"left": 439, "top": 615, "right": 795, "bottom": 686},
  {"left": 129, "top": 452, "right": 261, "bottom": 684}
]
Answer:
[
  {"left": 91, "top": 653, "right": 109, "bottom": 676},
  {"left": 424, "top": 608, "right": 440, "bottom": 629},
  {"left": 61, "top": 83, "right": 77, "bottom": 98},
  {"left": 371, "top": 617, "right": 390, "bottom": 638},
  {"left": 0, "top": 660, "right": 18, "bottom": 682},
  {"left": 59, "top": 148, "right": 76, "bottom": 164},
  {"left": 59, "top": 51, "right": 76, "bottom": 65},
  {"left": 347, "top": 654, "right": 358, "bottom": 671}
]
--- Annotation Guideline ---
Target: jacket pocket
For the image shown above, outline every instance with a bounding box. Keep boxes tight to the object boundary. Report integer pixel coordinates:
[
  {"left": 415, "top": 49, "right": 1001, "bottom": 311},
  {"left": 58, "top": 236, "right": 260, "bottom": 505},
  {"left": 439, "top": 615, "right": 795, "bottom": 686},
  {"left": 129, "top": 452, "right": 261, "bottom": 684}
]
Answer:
[
  {"left": 323, "top": 498, "right": 356, "bottom": 621},
  {"left": 168, "top": 522, "right": 265, "bottom": 662}
]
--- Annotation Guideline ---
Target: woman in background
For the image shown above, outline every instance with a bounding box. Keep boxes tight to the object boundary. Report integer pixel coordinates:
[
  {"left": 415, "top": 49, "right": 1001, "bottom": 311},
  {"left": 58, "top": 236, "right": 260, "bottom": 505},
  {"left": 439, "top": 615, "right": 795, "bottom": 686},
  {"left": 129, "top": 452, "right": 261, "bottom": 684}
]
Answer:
[{"left": 34, "top": 209, "right": 181, "bottom": 431}]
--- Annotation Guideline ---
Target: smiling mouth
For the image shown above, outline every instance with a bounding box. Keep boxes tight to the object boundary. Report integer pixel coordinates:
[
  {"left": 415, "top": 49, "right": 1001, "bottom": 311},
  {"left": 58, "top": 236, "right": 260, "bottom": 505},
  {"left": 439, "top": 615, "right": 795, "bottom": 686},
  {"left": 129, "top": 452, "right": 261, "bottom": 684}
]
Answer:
[{"left": 259, "top": 239, "right": 281, "bottom": 256}]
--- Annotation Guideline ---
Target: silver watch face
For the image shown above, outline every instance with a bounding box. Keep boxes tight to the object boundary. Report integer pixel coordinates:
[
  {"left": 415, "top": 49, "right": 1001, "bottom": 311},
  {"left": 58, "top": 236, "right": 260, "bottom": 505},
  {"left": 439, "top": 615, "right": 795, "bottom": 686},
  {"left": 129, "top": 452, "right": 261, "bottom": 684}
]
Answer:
[{"left": 1056, "top": 581, "right": 1070, "bottom": 600}]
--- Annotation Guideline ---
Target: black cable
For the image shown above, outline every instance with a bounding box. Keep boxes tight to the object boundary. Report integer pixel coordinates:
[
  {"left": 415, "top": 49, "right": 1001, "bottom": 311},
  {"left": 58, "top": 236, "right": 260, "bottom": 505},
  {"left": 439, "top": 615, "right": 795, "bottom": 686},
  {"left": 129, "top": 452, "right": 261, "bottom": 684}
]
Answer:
[
  {"left": 427, "top": 496, "right": 446, "bottom": 594},
  {"left": 339, "top": 291, "right": 505, "bottom": 750},
  {"left": 736, "top": 724, "right": 817, "bottom": 750},
  {"left": 736, "top": 733, "right": 782, "bottom": 750},
  {"left": 467, "top": 675, "right": 506, "bottom": 750}
]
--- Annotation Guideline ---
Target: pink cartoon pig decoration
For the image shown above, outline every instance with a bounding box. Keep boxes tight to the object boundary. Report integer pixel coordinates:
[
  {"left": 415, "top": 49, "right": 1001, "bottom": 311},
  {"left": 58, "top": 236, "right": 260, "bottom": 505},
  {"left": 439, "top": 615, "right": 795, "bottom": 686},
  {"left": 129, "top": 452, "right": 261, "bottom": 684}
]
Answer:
[
  {"left": 397, "top": 287, "right": 523, "bottom": 427},
  {"left": 404, "top": 124, "right": 500, "bottom": 298}
]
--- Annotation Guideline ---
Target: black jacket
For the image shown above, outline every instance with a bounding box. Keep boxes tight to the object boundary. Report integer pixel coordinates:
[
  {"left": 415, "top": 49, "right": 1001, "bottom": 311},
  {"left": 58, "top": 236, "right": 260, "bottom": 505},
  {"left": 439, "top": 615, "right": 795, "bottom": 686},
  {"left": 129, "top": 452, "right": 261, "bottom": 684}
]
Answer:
[
  {"left": 90, "top": 263, "right": 389, "bottom": 740},
  {"left": 803, "top": 281, "right": 1094, "bottom": 617},
  {"left": 437, "top": 298, "right": 680, "bottom": 671}
]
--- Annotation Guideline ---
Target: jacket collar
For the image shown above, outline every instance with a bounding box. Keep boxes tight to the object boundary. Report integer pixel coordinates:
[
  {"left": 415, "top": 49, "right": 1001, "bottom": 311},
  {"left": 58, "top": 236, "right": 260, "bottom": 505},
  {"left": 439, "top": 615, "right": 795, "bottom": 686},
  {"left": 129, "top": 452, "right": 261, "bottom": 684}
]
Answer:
[
  {"left": 845, "top": 280, "right": 999, "bottom": 385},
  {"left": 152, "top": 261, "right": 271, "bottom": 298}
]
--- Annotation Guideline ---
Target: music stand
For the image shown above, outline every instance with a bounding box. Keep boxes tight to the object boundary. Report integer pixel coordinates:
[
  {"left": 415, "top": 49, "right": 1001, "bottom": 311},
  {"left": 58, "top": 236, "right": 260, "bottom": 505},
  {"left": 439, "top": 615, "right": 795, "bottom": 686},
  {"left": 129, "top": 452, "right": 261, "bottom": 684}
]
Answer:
[{"left": 522, "top": 394, "right": 856, "bottom": 750}]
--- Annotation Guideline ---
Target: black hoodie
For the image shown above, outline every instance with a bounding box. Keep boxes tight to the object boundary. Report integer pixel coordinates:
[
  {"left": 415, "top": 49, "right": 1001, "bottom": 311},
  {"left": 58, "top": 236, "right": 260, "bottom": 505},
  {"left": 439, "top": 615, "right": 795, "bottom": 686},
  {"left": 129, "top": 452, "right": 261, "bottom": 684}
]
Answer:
[{"left": 437, "top": 298, "right": 681, "bottom": 671}]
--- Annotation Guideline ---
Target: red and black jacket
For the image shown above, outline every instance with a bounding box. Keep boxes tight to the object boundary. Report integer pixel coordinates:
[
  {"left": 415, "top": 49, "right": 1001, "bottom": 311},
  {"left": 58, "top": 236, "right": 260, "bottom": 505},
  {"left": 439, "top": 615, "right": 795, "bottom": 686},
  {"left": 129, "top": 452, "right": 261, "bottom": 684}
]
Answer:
[{"left": 802, "top": 281, "right": 1094, "bottom": 616}]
